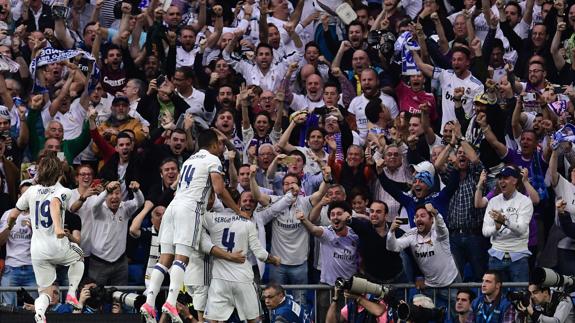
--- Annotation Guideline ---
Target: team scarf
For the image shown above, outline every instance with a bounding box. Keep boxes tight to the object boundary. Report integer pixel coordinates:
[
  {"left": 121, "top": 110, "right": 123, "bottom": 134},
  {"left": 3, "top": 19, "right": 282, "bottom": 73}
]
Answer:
[
  {"left": 29, "top": 46, "right": 96, "bottom": 93},
  {"left": 394, "top": 31, "right": 420, "bottom": 76},
  {"left": 0, "top": 55, "right": 20, "bottom": 73}
]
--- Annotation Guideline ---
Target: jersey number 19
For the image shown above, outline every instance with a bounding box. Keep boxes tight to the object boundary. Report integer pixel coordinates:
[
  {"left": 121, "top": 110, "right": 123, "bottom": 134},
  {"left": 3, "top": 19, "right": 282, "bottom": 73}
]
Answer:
[{"left": 35, "top": 200, "right": 52, "bottom": 229}]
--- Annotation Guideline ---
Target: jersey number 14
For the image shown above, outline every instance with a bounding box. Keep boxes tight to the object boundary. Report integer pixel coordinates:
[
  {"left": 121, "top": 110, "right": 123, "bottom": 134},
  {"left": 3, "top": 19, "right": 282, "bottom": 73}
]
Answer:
[
  {"left": 35, "top": 200, "right": 52, "bottom": 229},
  {"left": 178, "top": 165, "right": 196, "bottom": 189}
]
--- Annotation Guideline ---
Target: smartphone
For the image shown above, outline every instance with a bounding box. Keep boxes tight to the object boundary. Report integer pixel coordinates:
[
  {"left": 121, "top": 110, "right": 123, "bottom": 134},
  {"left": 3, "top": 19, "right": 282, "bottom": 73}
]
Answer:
[
  {"left": 156, "top": 74, "right": 166, "bottom": 86},
  {"left": 57, "top": 152, "right": 65, "bottom": 161},
  {"left": 91, "top": 178, "right": 102, "bottom": 188},
  {"left": 522, "top": 92, "right": 536, "bottom": 102},
  {"left": 553, "top": 86, "right": 564, "bottom": 94},
  {"left": 397, "top": 218, "right": 409, "bottom": 225}
]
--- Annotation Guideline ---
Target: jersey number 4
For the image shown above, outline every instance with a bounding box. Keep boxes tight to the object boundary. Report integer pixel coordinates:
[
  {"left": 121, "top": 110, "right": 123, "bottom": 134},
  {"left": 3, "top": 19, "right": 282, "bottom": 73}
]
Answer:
[
  {"left": 178, "top": 165, "right": 196, "bottom": 189},
  {"left": 35, "top": 200, "right": 52, "bottom": 229},
  {"left": 222, "top": 228, "right": 236, "bottom": 252}
]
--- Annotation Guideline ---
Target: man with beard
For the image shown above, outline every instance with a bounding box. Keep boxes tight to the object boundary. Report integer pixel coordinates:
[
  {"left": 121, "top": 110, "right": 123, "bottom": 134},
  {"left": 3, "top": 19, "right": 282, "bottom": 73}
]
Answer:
[
  {"left": 216, "top": 84, "right": 236, "bottom": 110},
  {"left": 297, "top": 201, "right": 358, "bottom": 319},
  {"left": 482, "top": 166, "right": 533, "bottom": 282},
  {"left": 412, "top": 46, "right": 484, "bottom": 133},
  {"left": 347, "top": 200, "right": 405, "bottom": 284},
  {"left": 99, "top": 44, "right": 143, "bottom": 95},
  {"left": 89, "top": 180, "right": 144, "bottom": 286},
  {"left": 336, "top": 21, "right": 380, "bottom": 72},
  {"left": 214, "top": 109, "right": 244, "bottom": 154},
  {"left": 251, "top": 165, "right": 330, "bottom": 308},
  {"left": 176, "top": 26, "right": 198, "bottom": 68},
  {"left": 98, "top": 131, "right": 143, "bottom": 200},
  {"left": 348, "top": 69, "right": 399, "bottom": 144},
  {"left": 223, "top": 39, "right": 290, "bottom": 92},
  {"left": 96, "top": 95, "right": 146, "bottom": 148},
  {"left": 434, "top": 129, "right": 488, "bottom": 282},
  {"left": 387, "top": 204, "right": 460, "bottom": 297}
]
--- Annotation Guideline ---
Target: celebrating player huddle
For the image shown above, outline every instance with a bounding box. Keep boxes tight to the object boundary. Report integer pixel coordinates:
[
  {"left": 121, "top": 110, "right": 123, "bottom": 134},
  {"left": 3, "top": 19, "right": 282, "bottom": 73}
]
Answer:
[{"left": 140, "top": 129, "right": 281, "bottom": 323}]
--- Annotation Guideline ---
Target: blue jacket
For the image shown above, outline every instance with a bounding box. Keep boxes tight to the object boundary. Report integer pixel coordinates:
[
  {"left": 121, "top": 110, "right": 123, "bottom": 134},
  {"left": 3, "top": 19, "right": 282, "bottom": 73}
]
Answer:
[
  {"left": 270, "top": 295, "right": 310, "bottom": 323},
  {"left": 471, "top": 295, "right": 514, "bottom": 323}
]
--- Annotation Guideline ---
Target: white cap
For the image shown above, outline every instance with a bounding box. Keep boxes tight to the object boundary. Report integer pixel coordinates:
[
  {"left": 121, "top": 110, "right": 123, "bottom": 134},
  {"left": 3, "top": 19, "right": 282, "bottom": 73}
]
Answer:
[
  {"left": 0, "top": 105, "right": 10, "bottom": 120},
  {"left": 410, "top": 161, "right": 435, "bottom": 177}
]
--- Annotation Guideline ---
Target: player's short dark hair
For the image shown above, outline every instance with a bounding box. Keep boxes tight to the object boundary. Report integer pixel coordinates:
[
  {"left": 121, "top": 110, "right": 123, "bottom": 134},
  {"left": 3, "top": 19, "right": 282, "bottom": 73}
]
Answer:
[{"left": 198, "top": 129, "right": 219, "bottom": 149}]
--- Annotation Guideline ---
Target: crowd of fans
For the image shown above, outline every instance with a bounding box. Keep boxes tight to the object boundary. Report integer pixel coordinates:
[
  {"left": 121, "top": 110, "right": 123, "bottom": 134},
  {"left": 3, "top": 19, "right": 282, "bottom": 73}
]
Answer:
[{"left": 0, "top": 0, "right": 574, "bottom": 321}]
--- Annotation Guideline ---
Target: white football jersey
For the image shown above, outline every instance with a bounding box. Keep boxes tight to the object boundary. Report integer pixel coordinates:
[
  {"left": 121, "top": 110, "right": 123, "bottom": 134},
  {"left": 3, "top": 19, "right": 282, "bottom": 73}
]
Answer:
[
  {"left": 203, "top": 211, "right": 269, "bottom": 282},
  {"left": 348, "top": 93, "right": 399, "bottom": 143},
  {"left": 432, "top": 68, "right": 484, "bottom": 133},
  {"left": 174, "top": 149, "right": 223, "bottom": 206},
  {"left": 15, "top": 182, "right": 73, "bottom": 260}
]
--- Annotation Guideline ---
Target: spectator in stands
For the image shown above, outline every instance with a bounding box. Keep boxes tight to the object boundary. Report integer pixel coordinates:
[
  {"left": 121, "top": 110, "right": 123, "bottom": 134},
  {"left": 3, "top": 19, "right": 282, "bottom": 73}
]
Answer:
[
  {"left": 88, "top": 180, "right": 144, "bottom": 286},
  {"left": 454, "top": 289, "right": 475, "bottom": 323},
  {"left": 483, "top": 166, "right": 533, "bottom": 282},
  {"left": 0, "top": 180, "right": 34, "bottom": 305},
  {"left": 469, "top": 270, "right": 517, "bottom": 322}
]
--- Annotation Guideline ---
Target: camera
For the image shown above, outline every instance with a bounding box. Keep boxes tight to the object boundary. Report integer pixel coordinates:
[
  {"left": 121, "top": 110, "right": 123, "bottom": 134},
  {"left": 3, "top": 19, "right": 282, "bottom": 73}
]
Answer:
[
  {"left": 367, "top": 30, "right": 396, "bottom": 55},
  {"left": 157, "top": 74, "right": 166, "bottom": 86},
  {"left": 397, "top": 303, "right": 445, "bottom": 322},
  {"left": 532, "top": 267, "right": 575, "bottom": 292},
  {"left": 507, "top": 290, "right": 531, "bottom": 307},
  {"left": 51, "top": 5, "right": 70, "bottom": 20},
  {"left": 335, "top": 276, "right": 391, "bottom": 299},
  {"left": 111, "top": 291, "right": 146, "bottom": 310},
  {"left": 86, "top": 286, "right": 145, "bottom": 310}
]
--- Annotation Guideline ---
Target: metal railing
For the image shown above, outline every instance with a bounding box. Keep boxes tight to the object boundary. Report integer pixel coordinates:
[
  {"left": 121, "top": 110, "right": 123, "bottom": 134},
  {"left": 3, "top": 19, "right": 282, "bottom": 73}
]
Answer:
[{"left": 0, "top": 283, "right": 530, "bottom": 322}]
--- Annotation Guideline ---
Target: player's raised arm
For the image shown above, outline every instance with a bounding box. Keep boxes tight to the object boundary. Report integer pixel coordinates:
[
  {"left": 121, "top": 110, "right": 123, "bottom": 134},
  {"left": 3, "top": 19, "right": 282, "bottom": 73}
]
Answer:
[{"left": 211, "top": 172, "right": 243, "bottom": 216}]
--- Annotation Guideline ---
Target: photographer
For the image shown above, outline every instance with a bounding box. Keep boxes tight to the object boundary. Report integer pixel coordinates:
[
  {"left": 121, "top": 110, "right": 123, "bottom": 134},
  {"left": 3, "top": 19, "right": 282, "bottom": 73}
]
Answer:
[
  {"left": 326, "top": 286, "right": 387, "bottom": 323},
  {"left": 262, "top": 283, "right": 309, "bottom": 323},
  {"left": 516, "top": 283, "right": 575, "bottom": 323}
]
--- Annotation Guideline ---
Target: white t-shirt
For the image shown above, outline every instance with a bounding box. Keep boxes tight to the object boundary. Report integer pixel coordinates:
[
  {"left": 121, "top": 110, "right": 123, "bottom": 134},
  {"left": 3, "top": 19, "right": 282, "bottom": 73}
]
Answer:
[
  {"left": 0, "top": 210, "right": 32, "bottom": 267},
  {"left": 204, "top": 211, "right": 269, "bottom": 282},
  {"left": 176, "top": 46, "right": 198, "bottom": 68},
  {"left": 348, "top": 92, "right": 399, "bottom": 143},
  {"left": 174, "top": 149, "right": 223, "bottom": 208},
  {"left": 432, "top": 68, "right": 484, "bottom": 132},
  {"left": 15, "top": 182, "right": 73, "bottom": 260},
  {"left": 49, "top": 98, "right": 87, "bottom": 140}
]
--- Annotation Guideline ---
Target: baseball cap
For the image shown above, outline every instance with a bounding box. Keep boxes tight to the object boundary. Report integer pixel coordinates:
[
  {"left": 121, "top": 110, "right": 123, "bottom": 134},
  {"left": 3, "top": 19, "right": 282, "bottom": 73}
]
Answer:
[
  {"left": 112, "top": 95, "right": 129, "bottom": 106},
  {"left": 410, "top": 161, "right": 435, "bottom": 177},
  {"left": 497, "top": 166, "right": 520, "bottom": 179},
  {"left": 473, "top": 93, "right": 489, "bottom": 105}
]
